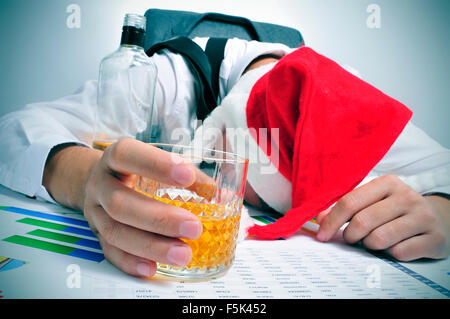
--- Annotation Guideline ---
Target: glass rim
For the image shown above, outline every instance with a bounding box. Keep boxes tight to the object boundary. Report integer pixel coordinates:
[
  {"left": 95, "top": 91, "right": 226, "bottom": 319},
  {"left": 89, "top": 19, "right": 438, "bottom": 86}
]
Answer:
[{"left": 148, "top": 143, "right": 249, "bottom": 164}]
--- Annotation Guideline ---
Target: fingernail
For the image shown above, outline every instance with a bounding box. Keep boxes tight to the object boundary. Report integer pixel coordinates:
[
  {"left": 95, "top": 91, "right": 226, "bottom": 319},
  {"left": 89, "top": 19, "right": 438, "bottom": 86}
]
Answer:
[
  {"left": 180, "top": 220, "right": 203, "bottom": 239},
  {"left": 171, "top": 164, "right": 193, "bottom": 185},
  {"left": 167, "top": 245, "right": 192, "bottom": 266},
  {"left": 136, "top": 262, "right": 152, "bottom": 277},
  {"left": 316, "top": 229, "right": 327, "bottom": 242}
]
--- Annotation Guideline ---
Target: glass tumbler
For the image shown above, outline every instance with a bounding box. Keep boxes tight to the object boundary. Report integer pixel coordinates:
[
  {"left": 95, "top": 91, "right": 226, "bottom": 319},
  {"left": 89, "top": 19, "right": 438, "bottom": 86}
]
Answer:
[{"left": 135, "top": 143, "right": 249, "bottom": 280}]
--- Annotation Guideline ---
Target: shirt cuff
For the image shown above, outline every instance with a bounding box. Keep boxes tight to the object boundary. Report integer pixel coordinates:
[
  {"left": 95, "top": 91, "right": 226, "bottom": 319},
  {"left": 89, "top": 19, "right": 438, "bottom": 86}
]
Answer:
[
  {"left": 423, "top": 188, "right": 450, "bottom": 199},
  {"left": 1, "top": 137, "right": 89, "bottom": 203}
]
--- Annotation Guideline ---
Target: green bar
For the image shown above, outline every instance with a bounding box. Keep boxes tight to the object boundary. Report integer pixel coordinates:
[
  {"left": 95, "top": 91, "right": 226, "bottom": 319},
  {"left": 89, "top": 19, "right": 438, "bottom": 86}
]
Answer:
[
  {"left": 3, "top": 235, "right": 75, "bottom": 255},
  {"left": 0, "top": 206, "right": 8, "bottom": 210},
  {"left": 27, "top": 229, "right": 80, "bottom": 244},
  {"left": 251, "top": 216, "right": 271, "bottom": 224},
  {"left": 17, "top": 217, "right": 67, "bottom": 231}
]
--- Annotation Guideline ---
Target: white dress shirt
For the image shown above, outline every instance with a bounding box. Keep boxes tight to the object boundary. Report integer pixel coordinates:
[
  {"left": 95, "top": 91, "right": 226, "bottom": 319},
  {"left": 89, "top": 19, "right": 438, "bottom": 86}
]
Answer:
[
  {"left": 0, "top": 37, "right": 294, "bottom": 203},
  {"left": 0, "top": 37, "right": 448, "bottom": 207}
]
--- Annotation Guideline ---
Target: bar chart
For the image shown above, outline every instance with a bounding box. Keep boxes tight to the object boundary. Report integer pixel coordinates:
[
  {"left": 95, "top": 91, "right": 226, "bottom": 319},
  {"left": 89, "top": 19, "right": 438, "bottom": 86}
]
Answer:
[
  {"left": 1, "top": 202, "right": 449, "bottom": 299},
  {"left": 0, "top": 256, "right": 26, "bottom": 272},
  {"left": 1, "top": 206, "right": 104, "bottom": 263}
]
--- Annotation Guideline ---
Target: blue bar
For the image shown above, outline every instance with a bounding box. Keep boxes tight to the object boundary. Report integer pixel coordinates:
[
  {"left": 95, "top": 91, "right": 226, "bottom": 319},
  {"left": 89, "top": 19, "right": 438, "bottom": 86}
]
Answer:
[
  {"left": 258, "top": 215, "right": 277, "bottom": 223},
  {"left": 67, "top": 249, "right": 104, "bottom": 262},
  {"left": 0, "top": 258, "right": 25, "bottom": 272},
  {"left": 63, "top": 226, "right": 97, "bottom": 238},
  {"left": 76, "top": 238, "right": 102, "bottom": 250},
  {"left": 1, "top": 206, "right": 89, "bottom": 228}
]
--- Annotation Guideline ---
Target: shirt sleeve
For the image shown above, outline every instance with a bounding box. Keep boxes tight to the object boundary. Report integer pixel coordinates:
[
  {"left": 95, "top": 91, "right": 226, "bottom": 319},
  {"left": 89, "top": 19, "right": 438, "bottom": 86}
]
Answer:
[
  {"left": 367, "top": 121, "right": 450, "bottom": 195},
  {"left": 335, "top": 64, "right": 450, "bottom": 197},
  {"left": 0, "top": 79, "right": 98, "bottom": 203}
]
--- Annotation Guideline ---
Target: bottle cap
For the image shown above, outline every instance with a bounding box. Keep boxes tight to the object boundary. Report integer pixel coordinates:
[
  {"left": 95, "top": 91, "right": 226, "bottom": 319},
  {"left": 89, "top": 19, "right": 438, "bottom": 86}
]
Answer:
[
  {"left": 121, "top": 13, "right": 146, "bottom": 47},
  {"left": 123, "top": 13, "right": 146, "bottom": 31}
]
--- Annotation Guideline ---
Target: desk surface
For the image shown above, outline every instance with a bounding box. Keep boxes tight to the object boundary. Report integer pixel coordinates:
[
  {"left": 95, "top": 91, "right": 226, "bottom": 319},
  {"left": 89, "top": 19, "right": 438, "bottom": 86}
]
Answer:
[{"left": 0, "top": 185, "right": 449, "bottom": 299}]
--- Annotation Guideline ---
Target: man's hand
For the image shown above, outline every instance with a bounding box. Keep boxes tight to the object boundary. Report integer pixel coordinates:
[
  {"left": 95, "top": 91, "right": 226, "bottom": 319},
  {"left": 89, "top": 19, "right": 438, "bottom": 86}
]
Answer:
[
  {"left": 316, "top": 175, "right": 450, "bottom": 261},
  {"left": 44, "top": 139, "right": 203, "bottom": 277}
]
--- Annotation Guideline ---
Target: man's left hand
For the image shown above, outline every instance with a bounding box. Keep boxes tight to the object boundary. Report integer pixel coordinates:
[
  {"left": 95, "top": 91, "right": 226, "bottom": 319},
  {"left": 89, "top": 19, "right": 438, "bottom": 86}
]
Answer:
[{"left": 316, "top": 175, "right": 450, "bottom": 261}]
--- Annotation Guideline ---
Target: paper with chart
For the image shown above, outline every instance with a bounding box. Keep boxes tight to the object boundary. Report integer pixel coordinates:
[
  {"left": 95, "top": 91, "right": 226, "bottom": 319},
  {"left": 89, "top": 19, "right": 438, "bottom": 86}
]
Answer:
[{"left": 0, "top": 186, "right": 448, "bottom": 299}]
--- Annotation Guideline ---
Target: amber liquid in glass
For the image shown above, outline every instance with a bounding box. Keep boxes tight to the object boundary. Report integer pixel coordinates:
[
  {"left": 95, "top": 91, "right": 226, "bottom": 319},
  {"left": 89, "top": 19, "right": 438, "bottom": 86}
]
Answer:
[
  {"left": 157, "top": 196, "right": 241, "bottom": 269},
  {"left": 137, "top": 187, "right": 241, "bottom": 270}
]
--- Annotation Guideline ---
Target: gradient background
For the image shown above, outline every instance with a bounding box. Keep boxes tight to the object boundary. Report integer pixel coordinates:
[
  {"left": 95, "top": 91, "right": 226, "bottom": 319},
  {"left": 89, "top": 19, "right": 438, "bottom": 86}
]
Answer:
[{"left": 0, "top": 0, "right": 449, "bottom": 147}]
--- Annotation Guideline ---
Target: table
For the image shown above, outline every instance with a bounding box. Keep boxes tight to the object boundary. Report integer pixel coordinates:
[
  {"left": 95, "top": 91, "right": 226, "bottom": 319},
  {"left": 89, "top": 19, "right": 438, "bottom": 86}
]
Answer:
[{"left": 0, "top": 185, "right": 448, "bottom": 299}]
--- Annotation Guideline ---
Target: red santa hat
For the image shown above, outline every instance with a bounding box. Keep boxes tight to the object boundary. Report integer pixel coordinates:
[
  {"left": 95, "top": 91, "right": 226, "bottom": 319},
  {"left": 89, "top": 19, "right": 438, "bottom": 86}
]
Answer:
[{"left": 193, "top": 46, "right": 412, "bottom": 240}]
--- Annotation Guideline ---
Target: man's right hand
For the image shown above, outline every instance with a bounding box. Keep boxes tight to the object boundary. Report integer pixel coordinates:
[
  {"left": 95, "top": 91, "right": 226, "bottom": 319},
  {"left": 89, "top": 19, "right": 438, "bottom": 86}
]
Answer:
[{"left": 43, "top": 138, "right": 203, "bottom": 277}]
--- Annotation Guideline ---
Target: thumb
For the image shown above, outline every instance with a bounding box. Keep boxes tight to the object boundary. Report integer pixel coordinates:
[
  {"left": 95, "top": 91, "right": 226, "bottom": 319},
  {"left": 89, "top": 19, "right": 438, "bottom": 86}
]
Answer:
[{"left": 316, "top": 208, "right": 332, "bottom": 225}]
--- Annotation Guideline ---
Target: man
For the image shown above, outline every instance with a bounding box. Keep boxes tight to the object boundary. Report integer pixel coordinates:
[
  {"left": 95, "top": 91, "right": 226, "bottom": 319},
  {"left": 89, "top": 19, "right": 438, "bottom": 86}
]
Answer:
[{"left": 0, "top": 37, "right": 449, "bottom": 278}]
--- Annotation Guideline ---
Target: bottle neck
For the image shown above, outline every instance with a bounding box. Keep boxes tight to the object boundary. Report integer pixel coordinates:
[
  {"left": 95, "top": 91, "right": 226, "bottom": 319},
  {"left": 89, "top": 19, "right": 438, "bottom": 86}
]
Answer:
[{"left": 120, "top": 26, "right": 145, "bottom": 48}]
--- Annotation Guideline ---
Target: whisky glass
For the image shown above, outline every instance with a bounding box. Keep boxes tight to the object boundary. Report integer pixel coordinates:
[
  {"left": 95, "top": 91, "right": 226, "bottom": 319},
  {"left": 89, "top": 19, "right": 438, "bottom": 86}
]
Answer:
[{"left": 135, "top": 143, "right": 249, "bottom": 280}]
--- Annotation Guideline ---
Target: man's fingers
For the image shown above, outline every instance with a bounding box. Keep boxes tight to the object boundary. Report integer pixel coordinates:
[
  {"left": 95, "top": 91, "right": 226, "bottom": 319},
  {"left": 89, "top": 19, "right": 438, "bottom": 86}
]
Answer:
[
  {"left": 98, "top": 236, "right": 157, "bottom": 278},
  {"left": 342, "top": 194, "right": 407, "bottom": 244},
  {"left": 186, "top": 165, "right": 217, "bottom": 201},
  {"left": 387, "top": 233, "right": 446, "bottom": 261},
  {"left": 317, "top": 175, "right": 402, "bottom": 242},
  {"left": 90, "top": 205, "right": 193, "bottom": 267},
  {"left": 316, "top": 208, "right": 331, "bottom": 225},
  {"left": 103, "top": 139, "right": 195, "bottom": 186},
  {"left": 97, "top": 174, "right": 202, "bottom": 239},
  {"left": 361, "top": 213, "right": 426, "bottom": 250},
  {"left": 102, "top": 138, "right": 219, "bottom": 202}
]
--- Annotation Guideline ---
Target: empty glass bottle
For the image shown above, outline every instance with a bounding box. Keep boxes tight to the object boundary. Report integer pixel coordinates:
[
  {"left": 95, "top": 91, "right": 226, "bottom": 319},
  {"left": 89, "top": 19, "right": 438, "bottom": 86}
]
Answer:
[{"left": 93, "top": 13, "right": 158, "bottom": 150}]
